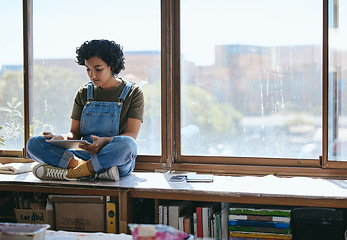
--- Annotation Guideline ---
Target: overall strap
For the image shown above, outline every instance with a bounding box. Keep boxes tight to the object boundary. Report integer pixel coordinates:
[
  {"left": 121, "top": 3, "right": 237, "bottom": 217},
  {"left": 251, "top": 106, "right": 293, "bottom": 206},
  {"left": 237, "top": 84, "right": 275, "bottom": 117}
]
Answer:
[
  {"left": 118, "top": 82, "right": 135, "bottom": 102},
  {"left": 87, "top": 82, "right": 94, "bottom": 101}
]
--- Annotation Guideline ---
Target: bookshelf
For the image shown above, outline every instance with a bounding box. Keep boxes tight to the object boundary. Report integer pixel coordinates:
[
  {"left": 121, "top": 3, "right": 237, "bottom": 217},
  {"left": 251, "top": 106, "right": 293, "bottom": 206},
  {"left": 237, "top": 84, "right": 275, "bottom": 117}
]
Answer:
[{"left": 1, "top": 171, "right": 347, "bottom": 236}]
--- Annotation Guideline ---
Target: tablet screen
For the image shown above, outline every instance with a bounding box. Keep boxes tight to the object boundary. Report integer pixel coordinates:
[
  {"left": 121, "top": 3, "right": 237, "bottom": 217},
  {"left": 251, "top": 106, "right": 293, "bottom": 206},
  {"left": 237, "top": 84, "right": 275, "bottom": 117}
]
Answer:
[{"left": 46, "top": 139, "right": 90, "bottom": 150}]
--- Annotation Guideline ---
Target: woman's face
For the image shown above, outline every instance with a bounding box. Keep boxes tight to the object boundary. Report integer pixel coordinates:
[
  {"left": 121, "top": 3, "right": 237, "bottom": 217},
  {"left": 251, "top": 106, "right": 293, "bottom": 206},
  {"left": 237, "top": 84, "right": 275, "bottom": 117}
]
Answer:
[{"left": 85, "top": 56, "right": 114, "bottom": 89}]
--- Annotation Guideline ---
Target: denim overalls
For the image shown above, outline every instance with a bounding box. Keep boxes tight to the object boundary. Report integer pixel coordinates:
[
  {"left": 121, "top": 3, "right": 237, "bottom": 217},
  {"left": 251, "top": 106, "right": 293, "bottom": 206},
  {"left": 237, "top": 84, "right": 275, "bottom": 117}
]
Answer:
[{"left": 26, "top": 81, "right": 137, "bottom": 176}]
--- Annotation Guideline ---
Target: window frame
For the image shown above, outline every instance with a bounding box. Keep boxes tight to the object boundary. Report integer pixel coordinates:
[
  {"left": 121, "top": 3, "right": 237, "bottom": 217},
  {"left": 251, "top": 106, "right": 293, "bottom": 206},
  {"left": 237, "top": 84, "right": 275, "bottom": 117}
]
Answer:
[
  {"left": 2, "top": 0, "right": 347, "bottom": 178},
  {"left": 161, "top": 0, "right": 347, "bottom": 178}
]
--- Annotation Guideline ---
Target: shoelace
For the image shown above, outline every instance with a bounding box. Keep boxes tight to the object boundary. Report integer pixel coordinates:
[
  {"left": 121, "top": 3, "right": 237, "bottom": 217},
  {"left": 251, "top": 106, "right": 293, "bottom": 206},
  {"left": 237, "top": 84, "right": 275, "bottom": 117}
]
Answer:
[
  {"left": 46, "top": 167, "right": 68, "bottom": 180},
  {"left": 98, "top": 171, "right": 111, "bottom": 179}
]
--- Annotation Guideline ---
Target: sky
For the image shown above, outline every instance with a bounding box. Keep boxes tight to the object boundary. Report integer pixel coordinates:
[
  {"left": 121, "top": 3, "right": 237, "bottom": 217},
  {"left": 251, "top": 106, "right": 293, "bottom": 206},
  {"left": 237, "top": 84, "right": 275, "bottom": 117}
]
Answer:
[{"left": 1, "top": 0, "right": 346, "bottom": 69}]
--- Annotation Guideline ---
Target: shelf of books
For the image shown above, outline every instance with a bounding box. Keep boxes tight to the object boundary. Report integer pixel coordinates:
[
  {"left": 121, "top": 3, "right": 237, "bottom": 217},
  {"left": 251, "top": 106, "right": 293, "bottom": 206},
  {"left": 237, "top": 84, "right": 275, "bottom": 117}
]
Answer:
[
  {"left": 228, "top": 206, "right": 292, "bottom": 240},
  {"left": 157, "top": 200, "right": 293, "bottom": 240},
  {"left": 158, "top": 200, "right": 227, "bottom": 239}
]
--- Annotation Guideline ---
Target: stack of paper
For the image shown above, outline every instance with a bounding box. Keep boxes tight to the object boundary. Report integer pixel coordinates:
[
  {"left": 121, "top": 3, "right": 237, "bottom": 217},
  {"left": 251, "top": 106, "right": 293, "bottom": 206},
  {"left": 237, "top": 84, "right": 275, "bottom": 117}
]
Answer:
[{"left": 0, "top": 162, "right": 37, "bottom": 174}]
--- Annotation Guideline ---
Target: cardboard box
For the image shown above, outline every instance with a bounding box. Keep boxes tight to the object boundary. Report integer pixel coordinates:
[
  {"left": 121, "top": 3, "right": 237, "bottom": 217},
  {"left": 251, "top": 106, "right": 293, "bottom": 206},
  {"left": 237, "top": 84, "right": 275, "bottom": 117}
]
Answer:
[
  {"left": 50, "top": 195, "right": 105, "bottom": 232},
  {"left": 15, "top": 209, "right": 55, "bottom": 229}
]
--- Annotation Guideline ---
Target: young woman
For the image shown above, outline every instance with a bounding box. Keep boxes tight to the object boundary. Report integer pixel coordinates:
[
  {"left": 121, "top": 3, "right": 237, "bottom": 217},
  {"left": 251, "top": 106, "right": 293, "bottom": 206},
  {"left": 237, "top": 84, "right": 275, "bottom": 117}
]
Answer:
[{"left": 26, "top": 39, "right": 144, "bottom": 181}]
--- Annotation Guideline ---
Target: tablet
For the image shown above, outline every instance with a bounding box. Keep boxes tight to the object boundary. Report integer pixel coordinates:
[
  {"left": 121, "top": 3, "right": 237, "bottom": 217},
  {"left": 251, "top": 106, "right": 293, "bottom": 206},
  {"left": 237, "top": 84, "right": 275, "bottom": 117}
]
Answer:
[
  {"left": 186, "top": 173, "right": 214, "bottom": 182},
  {"left": 46, "top": 139, "right": 91, "bottom": 151}
]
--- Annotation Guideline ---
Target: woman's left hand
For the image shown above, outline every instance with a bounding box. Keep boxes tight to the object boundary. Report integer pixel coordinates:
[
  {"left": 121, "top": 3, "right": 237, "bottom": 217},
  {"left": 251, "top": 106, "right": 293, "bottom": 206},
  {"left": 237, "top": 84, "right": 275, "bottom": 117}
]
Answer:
[{"left": 79, "top": 135, "right": 110, "bottom": 154}]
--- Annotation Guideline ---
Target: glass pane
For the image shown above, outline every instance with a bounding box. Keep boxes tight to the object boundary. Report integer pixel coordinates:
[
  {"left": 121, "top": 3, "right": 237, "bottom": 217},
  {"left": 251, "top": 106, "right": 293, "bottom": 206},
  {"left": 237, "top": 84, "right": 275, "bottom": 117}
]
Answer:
[
  {"left": 0, "top": 1, "right": 24, "bottom": 151},
  {"left": 181, "top": 0, "right": 323, "bottom": 158},
  {"left": 32, "top": 0, "right": 161, "bottom": 155},
  {"left": 328, "top": 0, "right": 347, "bottom": 161}
]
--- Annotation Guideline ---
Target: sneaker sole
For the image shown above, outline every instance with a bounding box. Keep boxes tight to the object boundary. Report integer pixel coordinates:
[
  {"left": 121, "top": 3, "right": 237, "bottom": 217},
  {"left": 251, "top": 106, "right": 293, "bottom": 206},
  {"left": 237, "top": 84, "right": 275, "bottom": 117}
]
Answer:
[
  {"left": 32, "top": 163, "right": 47, "bottom": 179},
  {"left": 110, "top": 166, "right": 119, "bottom": 181},
  {"left": 97, "top": 166, "right": 119, "bottom": 181}
]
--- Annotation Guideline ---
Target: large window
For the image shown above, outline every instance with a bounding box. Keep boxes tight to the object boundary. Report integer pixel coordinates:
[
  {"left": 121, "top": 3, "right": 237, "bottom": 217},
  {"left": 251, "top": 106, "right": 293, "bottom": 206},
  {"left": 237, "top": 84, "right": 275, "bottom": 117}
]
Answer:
[
  {"left": 0, "top": 1, "right": 24, "bottom": 154},
  {"left": 31, "top": 0, "right": 161, "bottom": 155},
  {"left": 181, "top": 0, "right": 323, "bottom": 159},
  {"left": 2, "top": 0, "right": 347, "bottom": 177},
  {"left": 329, "top": 0, "right": 347, "bottom": 161}
]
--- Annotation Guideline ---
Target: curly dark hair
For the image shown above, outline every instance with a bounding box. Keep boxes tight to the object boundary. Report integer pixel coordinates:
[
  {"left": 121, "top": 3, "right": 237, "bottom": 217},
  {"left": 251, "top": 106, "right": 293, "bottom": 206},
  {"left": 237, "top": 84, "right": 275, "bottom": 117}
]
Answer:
[{"left": 76, "top": 39, "right": 125, "bottom": 76}]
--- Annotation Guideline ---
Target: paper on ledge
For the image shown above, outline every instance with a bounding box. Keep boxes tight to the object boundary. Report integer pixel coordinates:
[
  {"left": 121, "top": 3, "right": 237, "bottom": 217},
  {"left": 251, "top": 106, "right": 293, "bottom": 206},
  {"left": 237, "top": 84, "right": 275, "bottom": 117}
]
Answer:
[
  {"left": 0, "top": 162, "right": 38, "bottom": 174},
  {"left": 45, "top": 230, "right": 132, "bottom": 240}
]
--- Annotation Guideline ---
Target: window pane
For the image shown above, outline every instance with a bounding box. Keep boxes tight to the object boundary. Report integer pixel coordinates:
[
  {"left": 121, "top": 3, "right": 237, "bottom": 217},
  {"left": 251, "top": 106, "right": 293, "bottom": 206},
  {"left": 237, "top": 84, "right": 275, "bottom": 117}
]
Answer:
[
  {"left": 32, "top": 0, "right": 161, "bottom": 155},
  {"left": 181, "top": 0, "right": 322, "bottom": 158},
  {"left": 0, "top": 1, "right": 24, "bottom": 151},
  {"left": 329, "top": 0, "right": 347, "bottom": 161}
]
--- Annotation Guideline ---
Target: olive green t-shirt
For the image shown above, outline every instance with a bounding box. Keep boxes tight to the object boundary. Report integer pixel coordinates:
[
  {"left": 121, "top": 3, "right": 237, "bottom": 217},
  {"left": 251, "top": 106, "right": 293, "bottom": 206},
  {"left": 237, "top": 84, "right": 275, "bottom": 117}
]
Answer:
[{"left": 71, "top": 79, "right": 144, "bottom": 135}]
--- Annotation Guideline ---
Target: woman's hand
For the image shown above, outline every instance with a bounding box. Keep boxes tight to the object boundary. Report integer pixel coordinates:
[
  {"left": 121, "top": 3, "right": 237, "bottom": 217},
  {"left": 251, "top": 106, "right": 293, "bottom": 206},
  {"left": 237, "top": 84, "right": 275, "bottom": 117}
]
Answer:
[
  {"left": 42, "top": 132, "right": 64, "bottom": 140},
  {"left": 79, "top": 135, "right": 111, "bottom": 154}
]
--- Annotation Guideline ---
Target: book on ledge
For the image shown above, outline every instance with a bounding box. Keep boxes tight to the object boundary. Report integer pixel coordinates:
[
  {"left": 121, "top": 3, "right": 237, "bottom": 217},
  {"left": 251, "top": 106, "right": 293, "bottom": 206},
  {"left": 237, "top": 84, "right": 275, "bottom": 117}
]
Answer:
[{"left": 186, "top": 173, "right": 214, "bottom": 182}]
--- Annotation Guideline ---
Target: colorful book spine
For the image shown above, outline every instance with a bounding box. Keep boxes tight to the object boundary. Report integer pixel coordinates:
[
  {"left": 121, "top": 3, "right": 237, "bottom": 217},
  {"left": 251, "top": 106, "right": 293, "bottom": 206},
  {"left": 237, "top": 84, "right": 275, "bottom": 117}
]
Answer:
[
  {"left": 229, "top": 231, "right": 292, "bottom": 240},
  {"left": 229, "top": 214, "right": 290, "bottom": 223},
  {"left": 196, "top": 207, "right": 203, "bottom": 238},
  {"left": 229, "top": 225, "right": 291, "bottom": 234},
  {"left": 229, "top": 208, "right": 291, "bottom": 217},
  {"left": 228, "top": 220, "right": 290, "bottom": 229},
  {"left": 193, "top": 212, "right": 197, "bottom": 237},
  {"left": 183, "top": 216, "right": 191, "bottom": 234},
  {"left": 158, "top": 205, "right": 163, "bottom": 224},
  {"left": 202, "top": 206, "right": 210, "bottom": 238},
  {"left": 230, "top": 238, "right": 287, "bottom": 240},
  {"left": 215, "top": 212, "right": 221, "bottom": 239}
]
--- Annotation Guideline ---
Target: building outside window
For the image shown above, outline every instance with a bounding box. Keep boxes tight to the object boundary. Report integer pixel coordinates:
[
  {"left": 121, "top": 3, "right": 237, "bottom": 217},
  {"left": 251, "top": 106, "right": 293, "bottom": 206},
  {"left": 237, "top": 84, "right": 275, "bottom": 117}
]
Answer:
[{"left": 181, "top": 0, "right": 323, "bottom": 159}]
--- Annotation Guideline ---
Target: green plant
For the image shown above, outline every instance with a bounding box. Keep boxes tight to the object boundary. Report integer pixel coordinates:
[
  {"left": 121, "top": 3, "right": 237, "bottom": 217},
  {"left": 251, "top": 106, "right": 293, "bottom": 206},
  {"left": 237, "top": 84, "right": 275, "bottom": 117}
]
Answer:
[
  {"left": 0, "top": 126, "right": 5, "bottom": 145},
  {"left": 0, "top": 97, "right": 24, "bottom": 141}
]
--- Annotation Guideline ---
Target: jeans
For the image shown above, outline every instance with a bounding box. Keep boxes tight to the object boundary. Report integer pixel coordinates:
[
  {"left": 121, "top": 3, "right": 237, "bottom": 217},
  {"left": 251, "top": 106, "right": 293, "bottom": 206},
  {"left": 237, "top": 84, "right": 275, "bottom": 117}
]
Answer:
[{"left": 26, "top": 135, "right": 137, "bottom": 177}]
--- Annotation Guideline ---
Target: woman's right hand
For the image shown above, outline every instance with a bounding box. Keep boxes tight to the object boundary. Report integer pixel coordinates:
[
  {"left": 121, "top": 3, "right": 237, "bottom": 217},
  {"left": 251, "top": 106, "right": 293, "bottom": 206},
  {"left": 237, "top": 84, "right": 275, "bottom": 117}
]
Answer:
[{"left": 42, "top": 132, "right": 64, "bottom": 140}]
